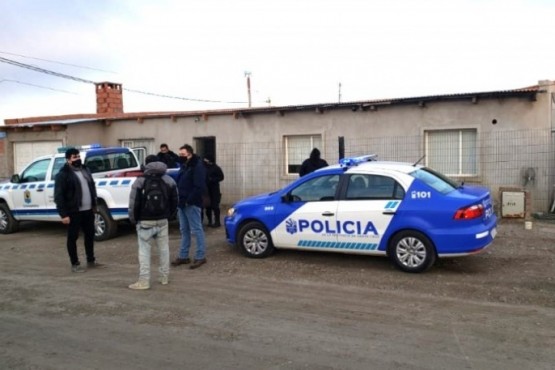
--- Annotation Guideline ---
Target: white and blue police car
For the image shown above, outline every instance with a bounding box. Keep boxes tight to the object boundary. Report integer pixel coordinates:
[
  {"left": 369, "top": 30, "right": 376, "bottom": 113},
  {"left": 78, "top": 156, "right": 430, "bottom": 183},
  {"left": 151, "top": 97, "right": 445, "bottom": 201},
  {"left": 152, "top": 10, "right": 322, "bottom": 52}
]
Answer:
[{"left": 225, "top": 155, "right": 497, "bottom": 273}]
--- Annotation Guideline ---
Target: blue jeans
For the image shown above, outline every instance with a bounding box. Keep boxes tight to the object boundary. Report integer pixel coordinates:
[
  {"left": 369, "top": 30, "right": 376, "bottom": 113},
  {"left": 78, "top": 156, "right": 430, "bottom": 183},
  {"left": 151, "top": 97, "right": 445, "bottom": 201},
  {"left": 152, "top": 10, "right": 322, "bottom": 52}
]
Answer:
[
  {"left": 136, "top": 220, "right": 169, "bottom": 282},
  {"left": 177, "top": 205, "right": 206, "bottom": 260}
]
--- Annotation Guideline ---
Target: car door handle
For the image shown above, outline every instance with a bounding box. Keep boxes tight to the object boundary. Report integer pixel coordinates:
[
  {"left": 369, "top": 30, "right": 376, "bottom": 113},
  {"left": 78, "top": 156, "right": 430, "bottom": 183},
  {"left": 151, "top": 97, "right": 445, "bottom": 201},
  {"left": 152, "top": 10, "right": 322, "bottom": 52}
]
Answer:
[
  {"left": 322, "top": 212, "right": 335, "bottom": 217},
  {"left": 37, "top": 189, "right": 44, "bottom": 192},
  {"left": 382, "top": 210, "right": 396, "bottom": 215}
]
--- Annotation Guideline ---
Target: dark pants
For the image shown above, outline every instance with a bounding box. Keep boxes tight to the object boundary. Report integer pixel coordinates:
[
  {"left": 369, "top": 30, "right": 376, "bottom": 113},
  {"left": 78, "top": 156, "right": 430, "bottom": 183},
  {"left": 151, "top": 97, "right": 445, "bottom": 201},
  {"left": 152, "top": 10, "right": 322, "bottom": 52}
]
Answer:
[
  {"left": 205, "top": 193, "right": 221, "bottom": 226},
  {"left": 66, "top": 210, "right": 96, "bottom": 266}
]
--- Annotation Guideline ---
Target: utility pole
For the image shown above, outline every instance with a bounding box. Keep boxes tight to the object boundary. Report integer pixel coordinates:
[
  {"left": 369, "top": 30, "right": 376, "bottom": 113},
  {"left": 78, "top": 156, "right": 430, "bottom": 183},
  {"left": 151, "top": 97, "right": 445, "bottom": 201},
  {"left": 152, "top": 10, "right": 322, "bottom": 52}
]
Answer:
[
  {"left": 338, "top": 82, "right": 342, "bottom": 103},
  {"left": 244, "top": 71, "right": 252, "bottom": 108}
]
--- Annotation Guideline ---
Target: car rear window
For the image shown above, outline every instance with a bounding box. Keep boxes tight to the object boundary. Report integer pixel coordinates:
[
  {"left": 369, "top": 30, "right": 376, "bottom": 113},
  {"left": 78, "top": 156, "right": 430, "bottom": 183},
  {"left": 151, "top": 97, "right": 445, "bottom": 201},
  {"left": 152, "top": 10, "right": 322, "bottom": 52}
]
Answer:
[{"left": 410, "top": 168, "right": 458, "bottom": 194}]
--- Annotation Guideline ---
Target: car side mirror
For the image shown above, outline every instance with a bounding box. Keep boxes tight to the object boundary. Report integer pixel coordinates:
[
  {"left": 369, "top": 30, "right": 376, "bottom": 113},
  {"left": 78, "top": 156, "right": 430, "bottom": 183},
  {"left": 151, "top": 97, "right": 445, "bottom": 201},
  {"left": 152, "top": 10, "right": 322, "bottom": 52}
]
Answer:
[
  {"left": 10, "top": 174, "right": 20, "bottom": 184},
  {"left": 281, "top": 194, "right": 293, "bottom": 203}
]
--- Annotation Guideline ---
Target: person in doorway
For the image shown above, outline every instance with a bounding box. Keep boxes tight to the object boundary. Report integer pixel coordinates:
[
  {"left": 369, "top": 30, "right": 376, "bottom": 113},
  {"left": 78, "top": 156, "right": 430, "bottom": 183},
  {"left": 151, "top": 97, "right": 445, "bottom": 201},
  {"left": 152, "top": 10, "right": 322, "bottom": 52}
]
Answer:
[
  {"left": 128, "top": 155, "right": 178, "bottom": 290},
  {"left": 172, "top": 144, "right": 208, "bottom": 269},
  {"left": 203, "top": 154, "right": 224, "bottom": 227},
  {"left": 299, "top": 148, "right": 329, "bottom": 177},
  {"left": 156, "top": 143, "right": 179, "bottom": 168},
  {"left": 54, "top": 148, "right": 102, "bottom": 273}
]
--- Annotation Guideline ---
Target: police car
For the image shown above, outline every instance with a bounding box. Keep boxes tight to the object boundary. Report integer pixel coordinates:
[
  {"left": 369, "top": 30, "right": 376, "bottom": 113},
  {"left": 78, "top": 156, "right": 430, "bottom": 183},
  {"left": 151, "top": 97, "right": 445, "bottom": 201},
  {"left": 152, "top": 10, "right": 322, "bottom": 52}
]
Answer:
[
  {"left": 0, "top": 144, "right": 143, "bottom": 241},
  {"left": 225, "top": 155, "right": 497, "bottom": 273}
]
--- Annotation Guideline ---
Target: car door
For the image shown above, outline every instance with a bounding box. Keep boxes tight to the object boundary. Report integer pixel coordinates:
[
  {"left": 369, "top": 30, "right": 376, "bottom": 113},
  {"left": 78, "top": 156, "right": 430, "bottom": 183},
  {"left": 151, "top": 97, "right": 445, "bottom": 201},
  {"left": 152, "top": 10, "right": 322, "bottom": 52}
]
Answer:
[
  {"left": 335, "top": 174, "right": 405, "bottom": 254},
  {"left": 271, "top": 174, "right": 340, "bottom": 249},
  {"left": 11, "top": 158, "right": 52, "bottom": 220}
]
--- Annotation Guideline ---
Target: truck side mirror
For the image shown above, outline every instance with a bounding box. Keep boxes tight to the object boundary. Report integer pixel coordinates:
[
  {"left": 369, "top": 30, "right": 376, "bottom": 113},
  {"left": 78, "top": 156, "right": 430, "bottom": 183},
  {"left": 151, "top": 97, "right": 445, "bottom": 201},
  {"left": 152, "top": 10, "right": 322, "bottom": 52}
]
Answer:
[{"left": 10, "top": 174, "right": 20, "bottom": 184}]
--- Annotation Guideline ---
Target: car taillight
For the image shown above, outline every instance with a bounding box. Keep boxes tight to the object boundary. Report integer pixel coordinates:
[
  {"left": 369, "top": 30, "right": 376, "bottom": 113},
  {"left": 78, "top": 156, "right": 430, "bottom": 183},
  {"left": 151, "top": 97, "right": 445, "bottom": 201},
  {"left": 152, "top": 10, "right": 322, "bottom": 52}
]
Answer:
[{"left": 454, "top": 204, "right": 484, "bottom": 220}]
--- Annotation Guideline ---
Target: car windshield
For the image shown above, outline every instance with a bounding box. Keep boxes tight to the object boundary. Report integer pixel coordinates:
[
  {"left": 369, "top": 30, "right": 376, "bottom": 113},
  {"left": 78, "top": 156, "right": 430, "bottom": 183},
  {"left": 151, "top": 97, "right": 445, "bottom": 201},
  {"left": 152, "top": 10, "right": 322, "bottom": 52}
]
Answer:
[{"left": 410, "top": 167, "right": 458, "bottom": 194}]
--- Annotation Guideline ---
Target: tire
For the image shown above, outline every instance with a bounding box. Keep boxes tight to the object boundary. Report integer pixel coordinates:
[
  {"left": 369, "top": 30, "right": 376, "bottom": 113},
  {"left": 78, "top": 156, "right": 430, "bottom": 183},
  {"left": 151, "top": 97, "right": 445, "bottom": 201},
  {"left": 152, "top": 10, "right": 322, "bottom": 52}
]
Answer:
[
  {"left": 388, "top": 230, "right": 436, "bottom": 273},
  {"left": 94, "top": 204, "right": 118, "bottom": 241},
  {"left": 237, "top": 221, "right": 275, "bottom": 258},
  {"left": 0, "top": 203, "right": 19, "bottom": 234}
]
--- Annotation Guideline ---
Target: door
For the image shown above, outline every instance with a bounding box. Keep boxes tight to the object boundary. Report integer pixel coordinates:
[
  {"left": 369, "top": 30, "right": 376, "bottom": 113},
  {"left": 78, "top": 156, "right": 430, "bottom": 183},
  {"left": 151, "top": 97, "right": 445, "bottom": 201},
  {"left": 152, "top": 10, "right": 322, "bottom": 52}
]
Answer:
[{"left": 271, "top": 174, "right": 340, "bottom": 249}]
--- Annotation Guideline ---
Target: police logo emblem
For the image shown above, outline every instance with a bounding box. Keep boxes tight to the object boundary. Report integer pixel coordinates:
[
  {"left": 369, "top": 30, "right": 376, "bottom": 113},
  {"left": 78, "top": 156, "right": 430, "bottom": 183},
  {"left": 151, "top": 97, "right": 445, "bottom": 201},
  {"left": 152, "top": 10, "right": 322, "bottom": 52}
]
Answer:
[
  {"left": 24, "top": 190, "right": 32, "bottom": 204},
  {"left": 285, "top": 218, "right": 297, "bottom": 235}
]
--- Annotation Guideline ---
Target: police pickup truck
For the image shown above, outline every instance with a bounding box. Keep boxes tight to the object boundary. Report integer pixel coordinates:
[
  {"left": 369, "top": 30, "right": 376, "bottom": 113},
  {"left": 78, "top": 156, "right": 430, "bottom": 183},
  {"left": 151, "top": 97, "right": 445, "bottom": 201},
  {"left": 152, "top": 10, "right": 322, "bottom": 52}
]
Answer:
[{"left": 0, "top": 144, "right": 143, "bottom": 241}]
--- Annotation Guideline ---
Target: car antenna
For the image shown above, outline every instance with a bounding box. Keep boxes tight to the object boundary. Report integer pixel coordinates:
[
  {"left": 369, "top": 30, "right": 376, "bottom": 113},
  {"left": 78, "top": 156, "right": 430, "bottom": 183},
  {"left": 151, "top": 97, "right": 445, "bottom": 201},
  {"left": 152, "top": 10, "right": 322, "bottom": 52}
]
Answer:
[{"left": 412, "top": 155, "right": 425, "bottom": 166}]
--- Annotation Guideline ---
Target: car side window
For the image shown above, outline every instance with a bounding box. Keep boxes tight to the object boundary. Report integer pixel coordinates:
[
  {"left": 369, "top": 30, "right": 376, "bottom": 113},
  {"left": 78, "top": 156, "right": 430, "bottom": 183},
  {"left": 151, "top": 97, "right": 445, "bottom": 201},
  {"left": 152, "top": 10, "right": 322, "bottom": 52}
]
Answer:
[
  {"left": 290, "top": 174, "right": 339, "bottom": 202},
  {"left": 21, "top": 159, "right": 50, "bottom": 183},
  {"left": 51, "top": 158, "right": 67, "bottom": 180},
  {"left": 346, "top": 174, "right": 405, "bottom": 200}
]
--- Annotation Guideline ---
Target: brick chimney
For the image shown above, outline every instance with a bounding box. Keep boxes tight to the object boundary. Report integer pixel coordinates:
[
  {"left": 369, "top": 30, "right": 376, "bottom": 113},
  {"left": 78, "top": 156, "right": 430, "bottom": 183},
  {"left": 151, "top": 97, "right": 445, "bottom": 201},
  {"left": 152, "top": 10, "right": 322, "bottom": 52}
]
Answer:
[{"left": 95, "top": 82, "right": 123, "bottom": 114}]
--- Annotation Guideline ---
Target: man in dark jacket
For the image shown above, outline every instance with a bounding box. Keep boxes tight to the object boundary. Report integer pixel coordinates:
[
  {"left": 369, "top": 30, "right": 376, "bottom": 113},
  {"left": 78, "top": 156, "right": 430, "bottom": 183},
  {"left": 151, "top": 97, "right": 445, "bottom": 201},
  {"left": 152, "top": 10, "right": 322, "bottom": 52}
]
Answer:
[
  {"left": 54, "top": 148, "right": 101, "bottom": 273},
  {"left": 156, "top": 143, "right": 179, "bottom": 168},
  {"left": 203, "top": 154, "right": 224, "bottom": 227},
  {"left": 128, "top": 155, "right": 178, "bottom": 290},
  {"left": 171, "top": 144, "right": 208, "bottom": 269},
  {"left": 299, "top": 148, "right": 329, "bottom": 177}
]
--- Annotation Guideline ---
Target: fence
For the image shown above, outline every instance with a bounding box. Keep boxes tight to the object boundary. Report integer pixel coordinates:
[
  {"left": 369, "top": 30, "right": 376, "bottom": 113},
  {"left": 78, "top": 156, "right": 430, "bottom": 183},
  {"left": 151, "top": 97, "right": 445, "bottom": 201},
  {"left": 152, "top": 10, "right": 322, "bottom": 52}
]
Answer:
[{"left": 216, "top": 128, "right": 555, "bottom": 213}]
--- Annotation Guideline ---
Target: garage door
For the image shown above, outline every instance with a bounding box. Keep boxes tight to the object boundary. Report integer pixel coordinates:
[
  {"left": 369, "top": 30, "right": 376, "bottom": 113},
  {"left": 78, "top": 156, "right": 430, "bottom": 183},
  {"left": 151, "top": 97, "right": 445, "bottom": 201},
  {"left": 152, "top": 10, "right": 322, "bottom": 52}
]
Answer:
[{"left": 14, "top": 141, "right": 62, "bottom": 173}]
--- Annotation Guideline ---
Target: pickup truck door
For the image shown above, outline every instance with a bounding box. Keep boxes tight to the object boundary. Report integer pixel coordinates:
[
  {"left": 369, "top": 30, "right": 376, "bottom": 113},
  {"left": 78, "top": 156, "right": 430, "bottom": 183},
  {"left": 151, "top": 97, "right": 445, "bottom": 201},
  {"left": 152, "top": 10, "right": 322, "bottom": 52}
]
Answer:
[{"left": 11, "top": 158, "right": 52, "bottom": 221}]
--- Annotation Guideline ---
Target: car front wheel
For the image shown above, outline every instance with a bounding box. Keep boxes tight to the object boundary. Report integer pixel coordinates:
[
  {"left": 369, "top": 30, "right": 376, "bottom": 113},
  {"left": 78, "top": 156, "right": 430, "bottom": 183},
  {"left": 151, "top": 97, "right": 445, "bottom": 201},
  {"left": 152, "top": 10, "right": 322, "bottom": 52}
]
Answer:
[
  {"left": 388, "top": 231, "right": 436, "bottom": 273},
  {"left": 237, "top": 221, "right": 275, "bottom": 258}
]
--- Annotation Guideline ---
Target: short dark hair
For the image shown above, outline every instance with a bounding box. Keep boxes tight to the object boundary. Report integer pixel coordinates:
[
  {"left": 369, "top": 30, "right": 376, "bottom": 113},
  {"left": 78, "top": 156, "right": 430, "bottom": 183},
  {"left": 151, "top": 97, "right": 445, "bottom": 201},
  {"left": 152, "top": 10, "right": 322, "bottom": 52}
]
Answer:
[
  {"left": 180, "top": 144, "right": 194, "bottom": 154},
  {"left": 65, "top": 148, "right": 79, "bottom": 159},
  {"left": 160, "top": 143, "right": 168, "bottom": 149},
  {"left": 145, "top": 155, "right": 158, "bottom": 164}
]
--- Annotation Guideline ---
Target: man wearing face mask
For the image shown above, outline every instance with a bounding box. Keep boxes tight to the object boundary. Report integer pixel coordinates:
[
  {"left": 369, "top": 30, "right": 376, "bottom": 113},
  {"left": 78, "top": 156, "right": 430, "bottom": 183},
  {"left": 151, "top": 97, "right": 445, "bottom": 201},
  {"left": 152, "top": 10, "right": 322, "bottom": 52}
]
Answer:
[{"left": 54, "top": 148, "right": 102, "bottom": 273}]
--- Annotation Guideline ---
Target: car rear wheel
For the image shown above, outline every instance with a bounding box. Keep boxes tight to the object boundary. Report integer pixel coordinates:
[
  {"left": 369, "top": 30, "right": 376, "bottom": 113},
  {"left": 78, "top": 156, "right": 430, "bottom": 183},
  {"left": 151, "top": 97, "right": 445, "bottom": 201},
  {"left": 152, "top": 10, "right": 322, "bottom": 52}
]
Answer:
[
  {"left": 388, "top": 231, "right": 436, "bottom": 273},
  {"left": 237, "top": 221, "right": 275, "bottom": 258},
  {"left": 0, "top": 203, "right": 19, "bottom": 234},
  {"left": 94, "top": 204, "right": 118, "bottom": 241}
]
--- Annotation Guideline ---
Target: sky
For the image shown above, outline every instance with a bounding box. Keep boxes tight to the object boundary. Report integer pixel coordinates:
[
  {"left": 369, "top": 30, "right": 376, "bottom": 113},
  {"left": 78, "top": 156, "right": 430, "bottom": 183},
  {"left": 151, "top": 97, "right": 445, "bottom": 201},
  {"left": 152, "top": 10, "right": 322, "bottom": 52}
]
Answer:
[{"left": 1, "top": 0, "right": 554, "bottom": 124}]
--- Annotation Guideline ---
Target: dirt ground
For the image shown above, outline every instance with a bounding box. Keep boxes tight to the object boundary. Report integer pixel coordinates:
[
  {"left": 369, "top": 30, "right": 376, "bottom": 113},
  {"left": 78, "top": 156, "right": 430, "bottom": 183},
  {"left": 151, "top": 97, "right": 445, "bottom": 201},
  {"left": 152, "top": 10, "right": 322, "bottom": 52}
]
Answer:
[{"left": 0, "top": 218, "right": 554, "bottom": 370}]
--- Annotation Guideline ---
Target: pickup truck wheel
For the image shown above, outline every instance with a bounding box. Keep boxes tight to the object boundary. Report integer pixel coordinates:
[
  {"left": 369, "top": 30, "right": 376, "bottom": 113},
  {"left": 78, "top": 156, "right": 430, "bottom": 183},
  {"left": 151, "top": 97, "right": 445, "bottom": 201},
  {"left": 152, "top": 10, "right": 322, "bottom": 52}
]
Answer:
[
  {"left": 94, "top": 205, "right": 117, "bottom": 241},
  {"left": 0, "top": 203, "right": 19, "bottom": 234}
]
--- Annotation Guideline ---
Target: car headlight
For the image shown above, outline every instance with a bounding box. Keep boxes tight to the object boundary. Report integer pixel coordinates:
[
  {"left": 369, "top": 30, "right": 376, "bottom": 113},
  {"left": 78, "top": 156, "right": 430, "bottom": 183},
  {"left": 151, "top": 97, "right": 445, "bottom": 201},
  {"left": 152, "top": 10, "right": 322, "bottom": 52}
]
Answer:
[{"left": 227, "top": 207, "right": 235, "bottom": 217}]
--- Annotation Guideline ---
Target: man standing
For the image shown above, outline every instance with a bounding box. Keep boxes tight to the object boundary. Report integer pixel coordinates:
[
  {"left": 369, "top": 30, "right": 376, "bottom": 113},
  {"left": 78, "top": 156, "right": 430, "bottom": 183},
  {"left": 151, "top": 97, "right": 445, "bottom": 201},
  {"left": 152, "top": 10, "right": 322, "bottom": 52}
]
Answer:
[
  {"left": 172, "top": 144, "right": 207, "bottom": 269},
  {"left": 54, "top": 148, "right": 102, "bottom": 273},
  {"left": 299, "top": 148, "right": 329, "bottom": 177},
  {"left": 203, "top": 154, "right": 224, "bottom": 227},
  {"left": 156, "top": 143, "right": 179, "bottom": 168},
  {"left": 128, "top": 155, "right": 178, "bottom": 290}
]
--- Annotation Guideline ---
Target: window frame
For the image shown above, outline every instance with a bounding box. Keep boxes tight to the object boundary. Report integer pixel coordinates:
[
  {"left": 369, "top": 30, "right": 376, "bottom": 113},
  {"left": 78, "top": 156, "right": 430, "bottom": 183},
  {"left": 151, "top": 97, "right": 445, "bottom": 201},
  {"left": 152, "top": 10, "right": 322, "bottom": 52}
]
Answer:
[
  {"left": 283, "top": 134, "right": 323, "bottom": 176},
  {"left": 424, "top": 128, "right": 478, "bottom": 177}
]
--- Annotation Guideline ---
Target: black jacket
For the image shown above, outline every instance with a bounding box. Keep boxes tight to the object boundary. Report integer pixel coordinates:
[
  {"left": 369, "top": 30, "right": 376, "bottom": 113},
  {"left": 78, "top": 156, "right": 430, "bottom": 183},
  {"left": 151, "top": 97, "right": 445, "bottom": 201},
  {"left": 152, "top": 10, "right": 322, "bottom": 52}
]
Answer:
[
  {"left": 54, "top": 164, "right": 97, "bottom": 218},
  {"left": 157, "top": 150, "right": 179, "bottom": 168},
  {"left": 205, "top": 162, "right": 224, "bottom": 201},
  {"left": 176, "top": 155, "right": 206, "bottom": 208}
]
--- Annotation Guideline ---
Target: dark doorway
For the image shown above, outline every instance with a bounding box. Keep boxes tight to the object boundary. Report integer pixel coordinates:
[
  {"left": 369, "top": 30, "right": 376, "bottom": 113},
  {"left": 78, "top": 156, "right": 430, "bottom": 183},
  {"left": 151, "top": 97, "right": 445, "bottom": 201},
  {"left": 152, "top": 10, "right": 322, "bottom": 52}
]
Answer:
[{"left": 194, "top": 136, "right": 216, "bottom": 161}]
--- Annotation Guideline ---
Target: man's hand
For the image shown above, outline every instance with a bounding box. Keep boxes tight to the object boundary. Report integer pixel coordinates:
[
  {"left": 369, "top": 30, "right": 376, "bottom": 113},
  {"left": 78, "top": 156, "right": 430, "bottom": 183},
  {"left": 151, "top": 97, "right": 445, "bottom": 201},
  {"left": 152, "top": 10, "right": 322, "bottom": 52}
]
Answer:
[{"left": 61, "top": 216, "right": 70, "bottom": 224}]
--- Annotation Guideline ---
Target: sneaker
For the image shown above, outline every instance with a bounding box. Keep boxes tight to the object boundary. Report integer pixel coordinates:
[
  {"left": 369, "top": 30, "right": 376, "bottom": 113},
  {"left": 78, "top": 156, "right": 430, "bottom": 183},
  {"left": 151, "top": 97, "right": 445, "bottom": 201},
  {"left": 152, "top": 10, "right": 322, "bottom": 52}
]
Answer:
[
  {"left": 159, "top": 276, "right": 169, "bottom": 285},
  {"left": 71, "top": 265, "right": 86, "bottom": 273},
  {"left": 87, "top": 261, "right": 105, "bottom": 268},
  {"left": 190, "top": 258, "right": 207, "bottom": 269},
  {"left": 171, "top": 257, "right": 191, "bottom": 266},
  {"left": 128, "top": 281, "right": 150, "bottom": 290}
]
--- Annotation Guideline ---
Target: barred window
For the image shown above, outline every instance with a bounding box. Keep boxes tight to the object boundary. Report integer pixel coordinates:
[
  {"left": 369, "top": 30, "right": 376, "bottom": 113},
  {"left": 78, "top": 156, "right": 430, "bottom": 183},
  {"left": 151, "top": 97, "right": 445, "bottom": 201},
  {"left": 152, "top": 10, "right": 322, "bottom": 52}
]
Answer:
[
  {"left": 425, "top": 129, "right": 477, "bottom": 176},
  {"left": 284, "top": 135, "right": 322, "bottom": 175}
]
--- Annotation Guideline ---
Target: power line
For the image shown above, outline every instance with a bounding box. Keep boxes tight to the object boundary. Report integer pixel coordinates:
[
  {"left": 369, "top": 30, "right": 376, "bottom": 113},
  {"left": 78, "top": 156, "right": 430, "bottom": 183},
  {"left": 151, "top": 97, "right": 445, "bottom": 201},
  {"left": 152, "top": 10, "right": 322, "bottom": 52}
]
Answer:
[
  {"left": 0, "top": 78, "right": 78, "bottom": 94},
  {"left": 0, "top": 50, "right": 118, "bottom": 74},
  {"left": 0, "top": 56, "right": 249, "bottom": 104}
]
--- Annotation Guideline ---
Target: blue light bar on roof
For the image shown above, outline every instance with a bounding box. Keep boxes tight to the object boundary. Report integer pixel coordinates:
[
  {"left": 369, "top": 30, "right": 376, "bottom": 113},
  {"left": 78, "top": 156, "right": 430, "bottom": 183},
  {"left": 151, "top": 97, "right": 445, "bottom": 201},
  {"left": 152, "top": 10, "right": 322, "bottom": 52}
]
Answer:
[
  {"left": 339, "top": 154, "right": 378, "bottom": 168},
  {"left": 57, "top": 143, "right": 102, "bottom": 153}
]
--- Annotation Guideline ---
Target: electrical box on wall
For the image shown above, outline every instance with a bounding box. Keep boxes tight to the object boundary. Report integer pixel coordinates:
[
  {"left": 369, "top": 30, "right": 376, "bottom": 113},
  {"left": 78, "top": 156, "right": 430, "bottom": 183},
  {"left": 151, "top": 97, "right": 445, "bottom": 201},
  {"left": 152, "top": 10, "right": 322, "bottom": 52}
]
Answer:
[{"left": 501, "top": 191, "right": 525, "bottom": 218}]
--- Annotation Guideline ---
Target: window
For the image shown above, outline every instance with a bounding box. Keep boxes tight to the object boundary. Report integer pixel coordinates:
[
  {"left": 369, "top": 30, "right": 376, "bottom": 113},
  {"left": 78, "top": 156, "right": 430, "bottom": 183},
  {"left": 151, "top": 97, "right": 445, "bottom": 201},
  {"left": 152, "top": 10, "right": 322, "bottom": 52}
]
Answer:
[
  {"left": 425, "top": 129, "right": 477, "bottom": 176},
  {"left": 290, "top": 174, "right": 339, "bottom": 202},
  {"left": 21, "top": 159, "right": 50, "bottom": 183},
  {"left": 121, "top": 139, "right": 154, "bottom": 164},
  {"left": 284, "top": 135, "right": 322, "bottom": 175},
  {"left": 346, "top": 174, "right": 405, "bottom": 200},
  {"left": 51, "top": 158, "right": 66, "bottom": 180}
]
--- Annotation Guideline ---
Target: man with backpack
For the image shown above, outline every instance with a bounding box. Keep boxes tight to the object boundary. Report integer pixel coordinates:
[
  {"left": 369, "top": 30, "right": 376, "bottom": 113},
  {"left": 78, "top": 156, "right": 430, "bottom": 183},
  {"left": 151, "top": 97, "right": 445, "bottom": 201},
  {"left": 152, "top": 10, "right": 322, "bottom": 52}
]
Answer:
[{"left": 128, "top": 155, "right": 178, "bottom": 290}]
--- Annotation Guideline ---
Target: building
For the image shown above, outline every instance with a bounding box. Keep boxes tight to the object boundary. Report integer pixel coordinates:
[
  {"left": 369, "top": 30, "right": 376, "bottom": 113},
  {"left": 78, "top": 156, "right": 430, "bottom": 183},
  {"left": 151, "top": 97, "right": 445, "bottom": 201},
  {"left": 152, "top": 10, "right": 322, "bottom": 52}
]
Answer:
[{"left": 2, "top": 80, "right": 554, "bottom": 214}]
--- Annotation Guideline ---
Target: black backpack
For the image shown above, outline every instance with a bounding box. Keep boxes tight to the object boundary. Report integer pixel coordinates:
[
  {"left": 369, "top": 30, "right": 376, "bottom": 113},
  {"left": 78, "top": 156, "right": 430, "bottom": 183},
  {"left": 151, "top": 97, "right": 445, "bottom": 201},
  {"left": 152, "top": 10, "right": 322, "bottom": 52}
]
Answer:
[{"left": 139, "top": 174, "right": 169, "bottom": 220}]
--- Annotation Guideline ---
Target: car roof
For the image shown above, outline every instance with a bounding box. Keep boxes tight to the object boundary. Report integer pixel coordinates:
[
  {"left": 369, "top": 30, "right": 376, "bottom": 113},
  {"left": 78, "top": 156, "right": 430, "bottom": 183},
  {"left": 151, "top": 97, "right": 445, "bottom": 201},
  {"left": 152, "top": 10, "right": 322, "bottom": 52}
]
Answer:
[{"left": 318, "top": 160, "right": 423, "bottom": 175}]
